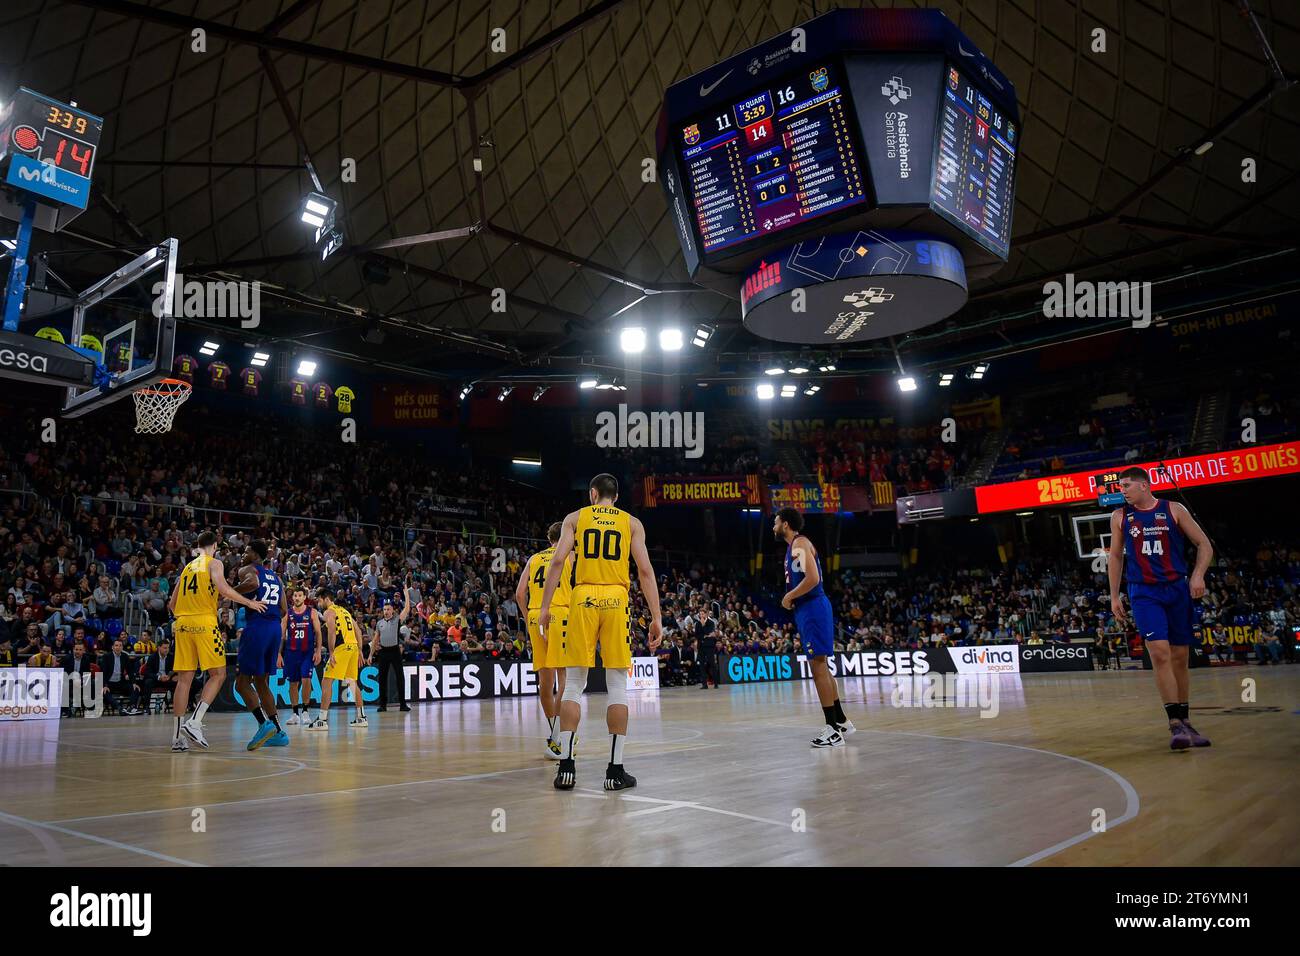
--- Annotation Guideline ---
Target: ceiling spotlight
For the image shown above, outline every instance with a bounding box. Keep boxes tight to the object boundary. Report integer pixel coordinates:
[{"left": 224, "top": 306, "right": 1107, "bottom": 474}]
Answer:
[
  {"left": 512, "top": 457, "right": 542, "bottom": 467},
  {"left": 939, "top": 372, "right": 955, "bottom": 387},
  {"left": 788, "top": 366, "right": 808, "bottom": 375},
  {"left": 532, "top": 386, "right": 549, "bottom": 401},
  {"left": 296, "top": 359, "right": 317, "bottom": 377},
  {"left": 251, "top": 351, "right": 270, "bottom": 367},
  {"left": 620, "top": 327, "right": 646, "bottom": 354},
  {"left": 198, "top": 341, "right": 219, "bottom": 356},
  {"left": 818, "top": 363, "right": 836, "bottom": 372},
  {"left": 1, "top": 239, "right": 16, "bottom": 252},
  {"left": 659, "top": 328, "right": 683, "bottom": 351},
  {"left": 803, "top": 385, "right": 821, "bottom": 396},
  {"left": 897, "top": 376, "right": 917, "bottom": 392},
  {"left": 764, "top": 366, "right": 785, "bottom": 376},
  {"left": 756, "top": 383, "right": 775, "bottom": 400},
  {"left": 497, "top": 386, "right": 514, "bottom": 402},
  {"left": 459, "top": 385, "right": 473, "bottom": 401},
  {"left": 780, "top": 384, "right": 797, "bottom": 398},
  {"left": 579, "top": 377, "right": 598, "bottom": 389},
  {"left": 299, "top": 192, "right": 337, "bottom": 230},
  {"left": 691, "top": 325, "right": 714, "bottom": 348}
]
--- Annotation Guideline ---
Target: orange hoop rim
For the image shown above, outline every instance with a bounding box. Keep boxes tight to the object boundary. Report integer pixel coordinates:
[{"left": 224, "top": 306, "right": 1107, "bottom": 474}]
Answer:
[{"left": 135, "top": 377, "right": 192, "bottom": 396}]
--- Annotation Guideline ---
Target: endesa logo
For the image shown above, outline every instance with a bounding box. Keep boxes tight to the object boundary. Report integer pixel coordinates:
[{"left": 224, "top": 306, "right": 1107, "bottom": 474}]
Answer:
[
  {"left": 741, "top": 259, "right": 782, "bottom": 307},
  {"left": 1021, "top": 646, "right": 1088, "bottom": 661}
]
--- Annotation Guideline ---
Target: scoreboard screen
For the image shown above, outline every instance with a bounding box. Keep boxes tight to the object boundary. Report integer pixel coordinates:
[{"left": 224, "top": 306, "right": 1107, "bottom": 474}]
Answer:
[
  {"left": 930, "top": 63, "right": 1017, "bottom": 259},
  {"left": 677, "top": 61, "right": 868, "bottom": 257}
]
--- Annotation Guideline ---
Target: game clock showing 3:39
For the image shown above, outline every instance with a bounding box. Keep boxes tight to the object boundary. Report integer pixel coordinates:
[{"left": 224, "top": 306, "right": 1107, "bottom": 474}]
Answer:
[{"left": 3, "top": 91, "right": 102, "bottom": 180}]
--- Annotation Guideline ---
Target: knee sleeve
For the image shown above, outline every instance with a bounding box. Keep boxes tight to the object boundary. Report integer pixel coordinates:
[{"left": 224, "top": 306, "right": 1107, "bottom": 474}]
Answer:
[
  {"left": 604, "top": 667, "right": 627, "bottom": 707},
  {"left": 561, "top": 667, "right": 587, "bottom": 704}
]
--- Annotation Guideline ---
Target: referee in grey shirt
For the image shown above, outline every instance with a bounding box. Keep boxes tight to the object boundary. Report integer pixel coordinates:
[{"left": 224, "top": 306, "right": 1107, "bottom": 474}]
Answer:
[{"left": 370, "top": 582, "right": 412, "bottom": 712}]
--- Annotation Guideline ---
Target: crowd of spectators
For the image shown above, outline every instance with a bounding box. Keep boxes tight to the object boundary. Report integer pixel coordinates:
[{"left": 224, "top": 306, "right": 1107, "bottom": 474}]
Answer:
[{"left": 2, "top": 396, "right": 1296, "bottom": 713}]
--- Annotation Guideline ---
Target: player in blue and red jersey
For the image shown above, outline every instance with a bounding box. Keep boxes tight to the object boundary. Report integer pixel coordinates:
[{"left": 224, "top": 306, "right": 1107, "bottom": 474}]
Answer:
[
  {"left": 775, "top": 508, "right": 856, "bottom": 748},
  {"left": 281, "top": 585, "right": 322, "bottom": 725},
  {"left": 234, "top": 540, "right": 289, "bottom": 750},
  {"left": 1107, "top": 466, "right": 1214, "bottom": 750}
]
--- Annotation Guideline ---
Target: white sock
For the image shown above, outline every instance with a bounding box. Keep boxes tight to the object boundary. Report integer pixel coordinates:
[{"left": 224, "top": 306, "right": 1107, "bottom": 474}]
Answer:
[
  {"left": 194, "top": 700, "right": 209, "bottom": 723},
  {"left": 558, "top": 730, "right": 575, "bottom": 759},
  {"left": 609, "top": 733, "right": 625, "bottom": 766}
]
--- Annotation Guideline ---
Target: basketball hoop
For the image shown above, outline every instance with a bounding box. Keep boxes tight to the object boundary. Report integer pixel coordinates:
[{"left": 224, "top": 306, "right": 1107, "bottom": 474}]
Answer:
[{"left": 132, "top": 378, "right": 191, "bottom": 434}]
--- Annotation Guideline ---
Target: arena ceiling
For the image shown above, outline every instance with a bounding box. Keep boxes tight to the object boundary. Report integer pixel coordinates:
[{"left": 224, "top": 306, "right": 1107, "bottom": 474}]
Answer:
[{"left": 1, "top": 0, "right": 1298, "bottom": 386}]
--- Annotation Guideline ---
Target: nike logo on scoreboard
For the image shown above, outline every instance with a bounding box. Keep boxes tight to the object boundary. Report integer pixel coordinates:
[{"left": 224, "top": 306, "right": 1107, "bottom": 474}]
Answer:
[{"left": 699, "top": 69, "right": 733, "bottom": 97}]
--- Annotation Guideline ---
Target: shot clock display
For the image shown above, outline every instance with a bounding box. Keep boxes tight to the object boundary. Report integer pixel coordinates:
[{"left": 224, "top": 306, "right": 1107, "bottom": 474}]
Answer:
[
  {"left": 0, "top": 88, "right": 103, "bottom": 217},
  {"left": 677, "top": 62, "right": 867, "bottom": 256},
  {"left": 1093, "top": 471, "right": 1128, "bottom": 508}
]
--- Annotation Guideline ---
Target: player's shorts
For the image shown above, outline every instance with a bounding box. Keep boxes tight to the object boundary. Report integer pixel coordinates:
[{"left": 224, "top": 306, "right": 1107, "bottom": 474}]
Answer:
[
  {"left": 794, "top": 594, "right": 835, "bottom": 658},
  {"left": 1129, "top": 579, "right": 1194, "bottom": 647},
  {"left": 561, "top": 584, "right": 630, "bottom": 670},
  {"left": 323, "top": 642, "right": 359, "bottom": 682},
  {"left": 527, "top": 606, "right": 568, "bottom": 669},
  {"left": 173, "top": 614, "right": 225, "bottom": 671},
  {"left": 237, "top": 618, "right": 280, "bottom": 677},
  {"left": 282, "top": 648, "right": 314, "bottom": 681}
]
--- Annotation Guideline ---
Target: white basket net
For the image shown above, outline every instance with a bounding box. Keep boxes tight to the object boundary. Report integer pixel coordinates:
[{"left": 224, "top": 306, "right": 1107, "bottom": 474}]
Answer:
[{"left": 132, "top": 378, "right": 192, "bottom": 434}]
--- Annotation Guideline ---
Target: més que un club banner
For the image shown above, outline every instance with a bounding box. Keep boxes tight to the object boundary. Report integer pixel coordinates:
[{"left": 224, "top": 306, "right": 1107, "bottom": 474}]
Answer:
[{"left": 975, "top": 441, "right": 1300, "bottom": 514}]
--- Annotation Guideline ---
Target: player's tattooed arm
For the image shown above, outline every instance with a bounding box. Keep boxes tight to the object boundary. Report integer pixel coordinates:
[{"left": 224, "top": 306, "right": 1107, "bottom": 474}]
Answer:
[{"left": 1171, "top": 501, "right": 1212, "bottom": 598}]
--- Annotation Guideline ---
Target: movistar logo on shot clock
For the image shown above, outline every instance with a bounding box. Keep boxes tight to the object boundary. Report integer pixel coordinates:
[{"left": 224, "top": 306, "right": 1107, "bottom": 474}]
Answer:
[
  {"left": 1042, "top": 273, "right": 1154, "bottom": 329},
  {"left": 151, "top": 273, "right": 262, "bottom": 329},
  {"left": 595, "top": 404, "right": 704, "bottom": 460}
]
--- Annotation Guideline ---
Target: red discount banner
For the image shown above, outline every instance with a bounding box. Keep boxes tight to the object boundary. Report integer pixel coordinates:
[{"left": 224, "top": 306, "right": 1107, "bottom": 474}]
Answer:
[{"left": 975, "top": 441, "right": 1300, "bottom": 514}]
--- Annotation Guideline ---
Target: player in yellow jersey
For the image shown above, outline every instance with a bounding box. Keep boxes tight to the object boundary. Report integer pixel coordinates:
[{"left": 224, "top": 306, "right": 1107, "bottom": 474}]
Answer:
[
  {"left": 515, "top": 522, "right": 572, "bottom": 759},
  {"left": 540, "top": 473, "right": 661, "bottom": 791},
  {"left": 167, "top": 531, "right": 267, "bottom": 752},
  {"left": 306, "top": 587, "right": 368, "bottom": 730}
]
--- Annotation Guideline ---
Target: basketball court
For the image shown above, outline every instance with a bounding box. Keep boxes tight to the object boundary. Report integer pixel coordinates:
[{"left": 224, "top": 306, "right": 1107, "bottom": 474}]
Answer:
[{"left": 3, "top": 667, "right": 1295, "bottom": 867}]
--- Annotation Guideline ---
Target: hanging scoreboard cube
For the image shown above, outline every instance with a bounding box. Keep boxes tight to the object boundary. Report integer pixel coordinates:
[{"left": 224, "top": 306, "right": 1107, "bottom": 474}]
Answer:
[
  {"left": 0, "top": 88, "right": 103, "bottom": 232},
  {"left": 657, "top": 9, "right": 1020, "bottom": 343}
]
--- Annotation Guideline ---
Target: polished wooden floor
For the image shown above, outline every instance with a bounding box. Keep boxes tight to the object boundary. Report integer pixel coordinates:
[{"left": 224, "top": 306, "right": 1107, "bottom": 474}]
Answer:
[{"left": 2, "top": 667, "right": 1296, "bottom": 866}]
